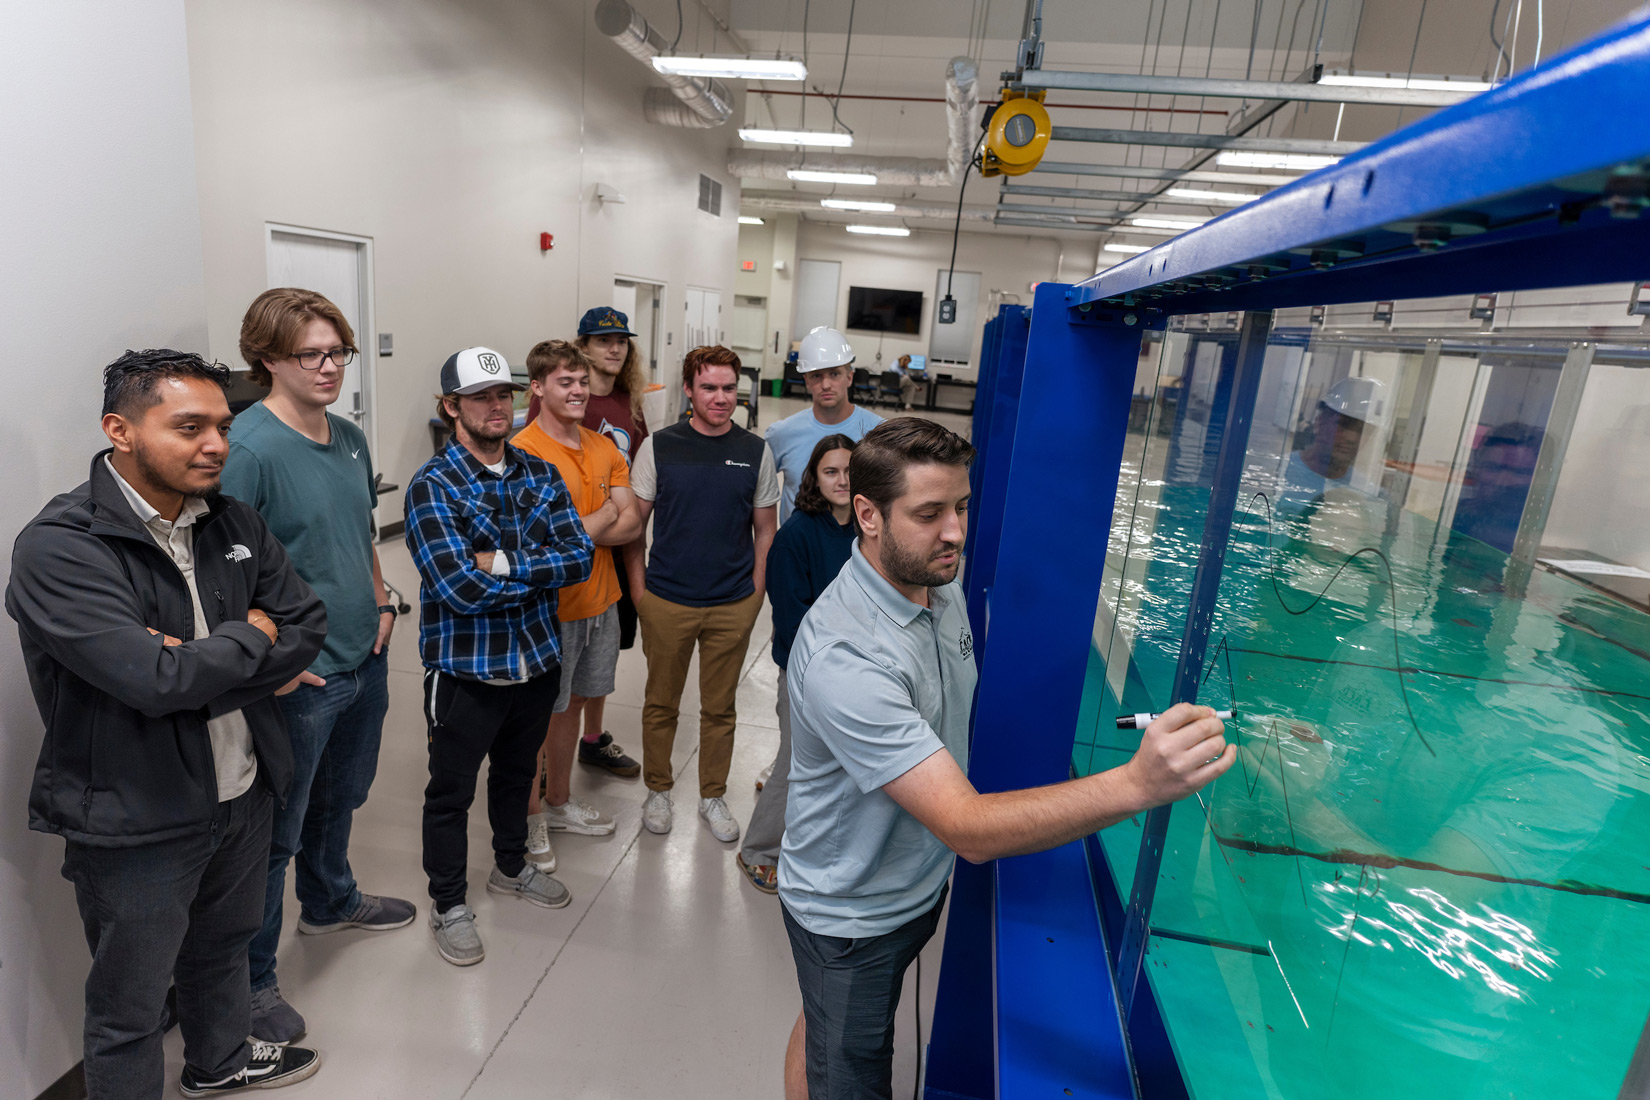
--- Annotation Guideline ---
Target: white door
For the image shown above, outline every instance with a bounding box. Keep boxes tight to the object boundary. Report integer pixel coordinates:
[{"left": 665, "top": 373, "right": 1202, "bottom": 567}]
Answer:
[
  {"left": 684, "top": 287, "right": 722, "bottom": 349},
  {"left": 794, "top": 259, "right": 840, "bottom": 339},
  {"left": 265, "top": 226, "right": 375, "bottom": 445},
  {"left": 614, "top": 277, "right": 665, "bottom": 384}
]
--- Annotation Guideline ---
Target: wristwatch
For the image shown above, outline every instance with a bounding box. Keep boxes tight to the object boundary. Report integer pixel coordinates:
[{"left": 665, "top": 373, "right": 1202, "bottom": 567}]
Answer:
[{"left": 378, "top": 604, "right": 399, "bottom": 618}]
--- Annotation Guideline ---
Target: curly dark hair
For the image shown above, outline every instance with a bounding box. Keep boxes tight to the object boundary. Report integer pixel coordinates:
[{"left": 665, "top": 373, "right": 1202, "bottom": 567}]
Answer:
[
  {"left": 793, "top": 434, "right": 858, "bottom": 516},
  {"left": 102, "top": 349, "right": 231, "bottom": 418}
]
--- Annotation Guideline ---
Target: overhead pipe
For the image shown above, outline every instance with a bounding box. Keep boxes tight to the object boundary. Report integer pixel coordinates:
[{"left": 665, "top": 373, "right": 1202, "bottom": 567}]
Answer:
[
  {"left": 1050, "top": 126, "right": 1364, "bottom": 156},
  {"left": 727, "top": 57, "right": 980, "bottom": 188},
  {"left": 1008, "top": 70, "right": 1476, "bottom": 108},
  {"left": 740, "top": 193, "right": 998, "bottom": 222},
  {"left": 594, "top": 0, "right": 732, "bottom": 128}
]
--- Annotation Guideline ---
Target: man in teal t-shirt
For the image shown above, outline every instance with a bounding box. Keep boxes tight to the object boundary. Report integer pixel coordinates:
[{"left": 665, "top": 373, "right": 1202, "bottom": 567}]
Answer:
[{"left": 221, "top": 288, "right": 416, "bottom": 1045}]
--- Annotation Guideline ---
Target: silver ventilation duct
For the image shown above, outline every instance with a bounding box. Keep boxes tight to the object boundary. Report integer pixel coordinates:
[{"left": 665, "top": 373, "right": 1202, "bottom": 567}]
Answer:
[
  {"left": 595, "top": 0, "right": 732, "bottom": 128},
  {"left": 727, "top": 57, "right": 981, "bottom": 187}
]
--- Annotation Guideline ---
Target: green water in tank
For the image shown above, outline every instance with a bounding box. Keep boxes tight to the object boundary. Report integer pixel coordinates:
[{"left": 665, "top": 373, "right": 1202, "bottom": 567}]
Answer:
[{"left": 1076, "top": 492, "right": 1650, "bottom": 1100}]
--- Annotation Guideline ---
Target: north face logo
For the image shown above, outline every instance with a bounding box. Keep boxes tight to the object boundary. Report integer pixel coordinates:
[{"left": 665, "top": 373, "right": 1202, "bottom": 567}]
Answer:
[
  {"left": 477, "top": 352, "right": 502, "bottom": 374},
  {"left": 225, "top": 544, "right": 252, "bottom": 563}
]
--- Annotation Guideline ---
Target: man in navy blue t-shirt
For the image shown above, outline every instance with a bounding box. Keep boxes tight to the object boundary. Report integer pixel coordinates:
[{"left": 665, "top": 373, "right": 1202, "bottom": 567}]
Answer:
[{"left": 630, "top": 346, "right": 779, "bottom": 843}]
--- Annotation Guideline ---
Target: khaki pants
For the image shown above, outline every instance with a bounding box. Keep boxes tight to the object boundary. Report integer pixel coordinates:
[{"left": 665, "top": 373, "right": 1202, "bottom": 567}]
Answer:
[{"left": 637, "top": 588, "right": 764, "bottom": 798}]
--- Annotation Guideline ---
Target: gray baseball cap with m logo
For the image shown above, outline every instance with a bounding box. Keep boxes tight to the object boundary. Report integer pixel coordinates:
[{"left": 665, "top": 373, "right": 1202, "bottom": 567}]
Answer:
[{"left": 440, "top": 346, "right": 527, "bottom": 395}]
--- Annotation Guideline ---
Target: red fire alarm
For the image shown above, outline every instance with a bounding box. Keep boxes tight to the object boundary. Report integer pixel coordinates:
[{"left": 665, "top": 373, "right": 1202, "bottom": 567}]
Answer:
[{"left": 540, "top": 232, "right": 554, "bottom": 252}]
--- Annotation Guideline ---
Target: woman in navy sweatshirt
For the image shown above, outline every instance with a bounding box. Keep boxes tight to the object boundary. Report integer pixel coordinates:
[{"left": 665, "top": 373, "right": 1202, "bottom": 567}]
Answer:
[{"left": 737, "top": 433, "right": 857, "bottom": 893}]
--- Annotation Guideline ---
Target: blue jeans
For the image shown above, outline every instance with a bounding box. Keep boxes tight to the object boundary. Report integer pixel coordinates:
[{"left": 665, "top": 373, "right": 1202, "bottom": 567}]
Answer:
[{"left": 249, "top": 648, "right": 390, "bottom": 991}]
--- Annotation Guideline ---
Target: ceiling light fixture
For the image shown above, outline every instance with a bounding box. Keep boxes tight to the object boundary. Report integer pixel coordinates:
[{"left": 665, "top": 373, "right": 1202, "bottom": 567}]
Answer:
[
  {"left": 845, "top": 225, "right": 910, "bottom": 236},
  {"left": 739, "top": 128, "right": 853, "bottom": 147},
  {"left": 1319, "top": 72, "right": 1493, "bottom": 93},
  {"left": 1216, "top": 151, "right": 1342, "bottom": 171},
  {"left": 1104, "top": 243, "right": 1151, "bottom": 254},
  {"left": 821, "top": 199, "right": 896, "bottom": 212},
  {"left": 1131, "top": 217, "right": 1207, "bottom": 230},
  {"left": 652, "top": 57, "right": 807, "bottom": 81},
  {"left": 1164, "top": 186, "right": 1257, "bottom": 205},
  {"left": 738, "top": 216, "right": 765, "bottom": 225},
  {"left": 788, "top": 169, "right": 878, "bottom": 185}
]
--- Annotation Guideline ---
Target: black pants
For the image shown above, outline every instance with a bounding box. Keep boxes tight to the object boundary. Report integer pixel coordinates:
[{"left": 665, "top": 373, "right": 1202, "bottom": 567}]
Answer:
[
  {"left": 61, "top": 783, "right": 273, "bottom": 1100},
  {"left": 613, "top": 547, "right": 638, "bottom": 650},
  {"left": 421, "top": 668, "right": 560, "bottom": 911},
  {"left": 782, "top": 885, "right": 948, "bottom": 1100}
]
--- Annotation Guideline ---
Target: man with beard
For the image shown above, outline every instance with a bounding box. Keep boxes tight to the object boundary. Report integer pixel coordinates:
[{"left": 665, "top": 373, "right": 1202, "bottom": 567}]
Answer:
[
  {"left": 405, "top": 347, "right": 594, "bottom": 966},
  {"left": 7, "top": 349, "right": 327, "bottom": 1096},
  {"left": 777, "top": 418, "right": 1234, "bottom": 1099}
]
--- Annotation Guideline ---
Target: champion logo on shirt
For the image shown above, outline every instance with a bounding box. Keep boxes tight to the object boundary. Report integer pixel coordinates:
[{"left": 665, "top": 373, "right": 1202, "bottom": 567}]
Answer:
[
  {"left": 225, "top": 544, "right": 252, "bottom": 563},
  {"left": 724, "top": 459, "right": 751, "bottom": 468}
]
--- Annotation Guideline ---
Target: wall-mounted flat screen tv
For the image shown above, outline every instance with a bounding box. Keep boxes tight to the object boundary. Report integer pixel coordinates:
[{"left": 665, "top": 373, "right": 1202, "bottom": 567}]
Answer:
[{"left": 846, "top": 286, "right": 924, "bottom": 335}]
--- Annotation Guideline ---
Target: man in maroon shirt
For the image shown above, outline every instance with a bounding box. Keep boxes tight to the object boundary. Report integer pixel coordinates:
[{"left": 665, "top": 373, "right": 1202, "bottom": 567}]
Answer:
[{"left": 572, "top": 306, "right": 649, "bottom": 777}]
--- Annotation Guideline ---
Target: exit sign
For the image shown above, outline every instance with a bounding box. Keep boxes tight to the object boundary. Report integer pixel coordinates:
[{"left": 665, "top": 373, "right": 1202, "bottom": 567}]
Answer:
[{"left": 741, "top": 260, "right": 756, "bottom": 271}]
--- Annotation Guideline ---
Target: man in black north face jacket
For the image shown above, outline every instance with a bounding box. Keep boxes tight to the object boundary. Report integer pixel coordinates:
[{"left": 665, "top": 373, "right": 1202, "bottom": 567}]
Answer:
[{"left": 6, "top": 349, "right": 327, "bottom": 1099}]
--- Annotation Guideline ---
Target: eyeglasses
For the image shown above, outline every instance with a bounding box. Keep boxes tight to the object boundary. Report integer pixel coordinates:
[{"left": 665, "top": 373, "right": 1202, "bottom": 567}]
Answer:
[{"left": 291, "top": 347, "right": 357, "bottom": 370}]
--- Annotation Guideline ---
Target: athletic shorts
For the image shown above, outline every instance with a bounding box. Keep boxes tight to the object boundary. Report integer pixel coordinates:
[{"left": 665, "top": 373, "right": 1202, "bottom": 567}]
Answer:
[{"left": 553, "top": 604, "right": 621, "bottom": 713}]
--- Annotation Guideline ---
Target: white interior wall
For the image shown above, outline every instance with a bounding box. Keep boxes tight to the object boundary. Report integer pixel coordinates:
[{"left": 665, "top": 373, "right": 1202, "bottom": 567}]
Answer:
[
  {"left": 1542, "top": 362, "right": 1650, "bottom": 570},
  {"left": 0, "top": 3, "right": 211, "bottom": 1095},
  {"left": 185, "top": 0, "right": 739, "bottom": 520},
  {"left": 791, "top": 224, "right": 1095, "bottom": 376}
]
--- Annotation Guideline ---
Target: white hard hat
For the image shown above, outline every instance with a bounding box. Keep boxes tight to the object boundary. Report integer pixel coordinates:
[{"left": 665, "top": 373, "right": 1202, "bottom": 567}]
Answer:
[
  {"left": 1321, "top": 376, "right": 1387, "bottom": 424},
  {"left": 798, "top": 326, "right": 855, "bottom": 372}
]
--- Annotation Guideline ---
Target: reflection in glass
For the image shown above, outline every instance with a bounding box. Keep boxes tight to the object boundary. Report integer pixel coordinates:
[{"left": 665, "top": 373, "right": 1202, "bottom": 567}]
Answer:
[{"left": 1077, "top": 307, "right": 1650, "bottom": 1098}]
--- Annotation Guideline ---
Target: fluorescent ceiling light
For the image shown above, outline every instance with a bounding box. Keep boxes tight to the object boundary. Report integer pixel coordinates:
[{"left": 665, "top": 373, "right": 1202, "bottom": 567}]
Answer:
[
  {"left": 1165, "top": 187, "right": 1257, "bottom": 205},
  {"left": 821, "top": 198, "right": 896, "bottom": 212},
  {"left": 1132, "top": 217, "right": 1207, "bottom": 230},
  {"left": 788, "top": 169, "right": 878, "bottom": 185},
  {"left": 652, "top": 57, "right": 807, "bottom": 81},
  {"left": 1319, "top": 73, "right": 1492, "bottom": 93},
  {"left": 739, "top": 128, "right": 853, "bottom": 147},
  {"left": 1217, "top": 151, "right": 1341, "bottom": 171},
  {"left": 845, "top": 225, "right": 910, "bottom": 236},
  {"left": 738, "top": 216, "right": 765, "bottom": 225},
  {"left": 1104, "top": 243, "right": 1151, "bottom": 254}
]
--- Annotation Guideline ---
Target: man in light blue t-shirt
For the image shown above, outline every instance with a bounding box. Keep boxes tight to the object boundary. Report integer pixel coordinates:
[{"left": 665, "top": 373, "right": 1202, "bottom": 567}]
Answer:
[
  {"left": 765, "top": 326, "right": 881, "bottom": 525},
  {"left": 223, "top": 288, "right": 415, "bottom": 1045},
  {"left": 777, "top": 417, "right": 1235, "bottom": 1099}
]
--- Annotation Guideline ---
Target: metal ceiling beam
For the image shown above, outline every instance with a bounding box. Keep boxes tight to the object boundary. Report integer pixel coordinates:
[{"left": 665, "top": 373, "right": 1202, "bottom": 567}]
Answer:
[
  {"left": 1010, "top": 71, "right": 1477, "bottom": 108},
  {"left": 1002, "top": 183, "right": 1259, "bottom": 208},
  {"left": 1030, "top": 160, "right": 1301, "bottom": 187},
  {"left": 996, "top": 203, "right": 1127, "bottom": 218},
  {"left": 1050, "top": 126, "right": 1365, "bottom": 155},
  {"left": 994, "top": 214, "right": 1181, "bottom": 236}
]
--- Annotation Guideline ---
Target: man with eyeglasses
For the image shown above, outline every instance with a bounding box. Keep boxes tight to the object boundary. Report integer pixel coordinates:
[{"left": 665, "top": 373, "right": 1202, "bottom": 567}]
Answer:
[
  {"left": 221, "top": 288, "right": 415, "bottom": 1043},
  {"left": 406, "top": 347, "right": 593, "bottom": 965}
]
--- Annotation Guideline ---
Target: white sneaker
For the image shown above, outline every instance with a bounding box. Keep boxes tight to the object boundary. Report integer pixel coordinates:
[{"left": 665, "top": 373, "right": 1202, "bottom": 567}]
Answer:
[
  {"left": 541, "top": 796, "right": 616, "bottom": 836},
  {"left": 755, "top": 763, "right": 773, "bottom": 792},
  {"left": 526, "top": 813, "right": 557, "bottom": 872},
  {"left": 698, "top": 797, "right": 740, "bottom": 843},
  {"left": 642, "top": 790, "right": 673, "bottom": 834}
]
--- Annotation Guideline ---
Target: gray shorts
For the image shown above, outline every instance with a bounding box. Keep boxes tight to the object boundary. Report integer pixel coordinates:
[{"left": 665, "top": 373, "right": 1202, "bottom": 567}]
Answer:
[{"left": 553, "top": 604, "right": 621, "bottom": 713}]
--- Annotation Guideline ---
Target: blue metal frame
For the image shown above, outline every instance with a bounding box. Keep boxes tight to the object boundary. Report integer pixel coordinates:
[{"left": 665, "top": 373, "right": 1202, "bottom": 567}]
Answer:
[
  {"left": 962, "top": 305, "right": 1031, "bottom": 659},
  {"left": 927, "top": 11, "right": 1650, "bottom": 1098}
]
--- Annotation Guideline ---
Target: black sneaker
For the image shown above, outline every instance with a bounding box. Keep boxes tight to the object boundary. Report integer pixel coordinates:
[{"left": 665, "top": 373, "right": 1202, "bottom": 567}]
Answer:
[
  {"left": 578, "top": 732, "right": 641, "bottom": 778},
  {"left": 297, "top": 892, "right": 417, "bottom": 935},
  {"left": 179, "top": 1041, "right": 320, "bottom": 1095}
]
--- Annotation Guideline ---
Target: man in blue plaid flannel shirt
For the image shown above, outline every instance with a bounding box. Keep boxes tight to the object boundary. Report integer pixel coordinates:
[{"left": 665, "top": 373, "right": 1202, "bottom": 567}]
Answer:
[{"left": 404, "top": 346, "right": 594, "bottom": 967}]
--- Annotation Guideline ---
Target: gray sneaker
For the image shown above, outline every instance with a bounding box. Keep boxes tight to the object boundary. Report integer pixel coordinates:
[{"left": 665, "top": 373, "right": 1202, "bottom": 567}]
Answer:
[
  {"left": 248, "top": 984, "right": 306, "bottom": 1045},
  {"left": 487, "top": 865, "right": 572, "bottom": 909},
  {"left": 298, "top": 892, "right": 417, "bottom": 935},
  {"left": 431, "top": 904, "right": 485, "bottom": 966}
]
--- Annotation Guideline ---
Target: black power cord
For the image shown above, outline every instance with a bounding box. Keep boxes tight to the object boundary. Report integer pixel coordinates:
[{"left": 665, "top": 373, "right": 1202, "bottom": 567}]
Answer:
[
  {"left": 940, "top": 131, "right": 988, "bottom": 324},
  {"left": 912, "top": 955, "right": 923, "bottom": 1100}
]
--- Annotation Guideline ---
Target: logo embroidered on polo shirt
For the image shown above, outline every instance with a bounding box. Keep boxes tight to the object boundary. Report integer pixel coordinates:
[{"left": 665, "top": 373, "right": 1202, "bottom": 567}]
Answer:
[
  {"left": 959, "top": 627, "right": 973, "bottom": 659},
  {"left": 225, "top": 544, "right": 252, "bottom": 563},
  {"left": 724, "top": 459, "right": 751, "bottom": 468}
]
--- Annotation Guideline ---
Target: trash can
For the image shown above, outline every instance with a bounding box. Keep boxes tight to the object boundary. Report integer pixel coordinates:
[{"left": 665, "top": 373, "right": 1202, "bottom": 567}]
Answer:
[{"left": 770, "top": 379, "right": 783, "bottom": 398}]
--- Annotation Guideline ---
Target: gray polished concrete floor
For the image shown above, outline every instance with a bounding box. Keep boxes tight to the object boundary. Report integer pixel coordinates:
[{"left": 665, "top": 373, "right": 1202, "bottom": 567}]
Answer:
[{"left": 161, "top": 397, "right": 967, "bottom": 1098}]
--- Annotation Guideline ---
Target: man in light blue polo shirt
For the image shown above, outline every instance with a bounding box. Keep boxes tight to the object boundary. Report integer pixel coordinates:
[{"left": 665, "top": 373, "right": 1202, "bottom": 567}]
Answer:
[
  {"left": 778, "top": 418, "right": 1235, "bottom": 1099},
  {"left": 765, "top": 326, "right": 881, "bottom": 525}
]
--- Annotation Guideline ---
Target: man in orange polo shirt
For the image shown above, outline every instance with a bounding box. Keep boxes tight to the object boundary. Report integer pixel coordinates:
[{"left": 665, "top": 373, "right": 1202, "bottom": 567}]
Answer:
[{"left": 512, "top": 341, "right": 644, "bottom": 870}]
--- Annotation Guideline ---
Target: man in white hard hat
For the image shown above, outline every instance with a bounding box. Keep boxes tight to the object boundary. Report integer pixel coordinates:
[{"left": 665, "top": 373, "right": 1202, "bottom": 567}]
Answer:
[
  {"left": 766, "top": 326, "right": 883, "bottom": 526},
  {"left": 1279, "top": 375, "right": 1390, "bottom": 541},
  {"left": 1285, "top": 376, "right": 1387, "bottom": 492}
]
